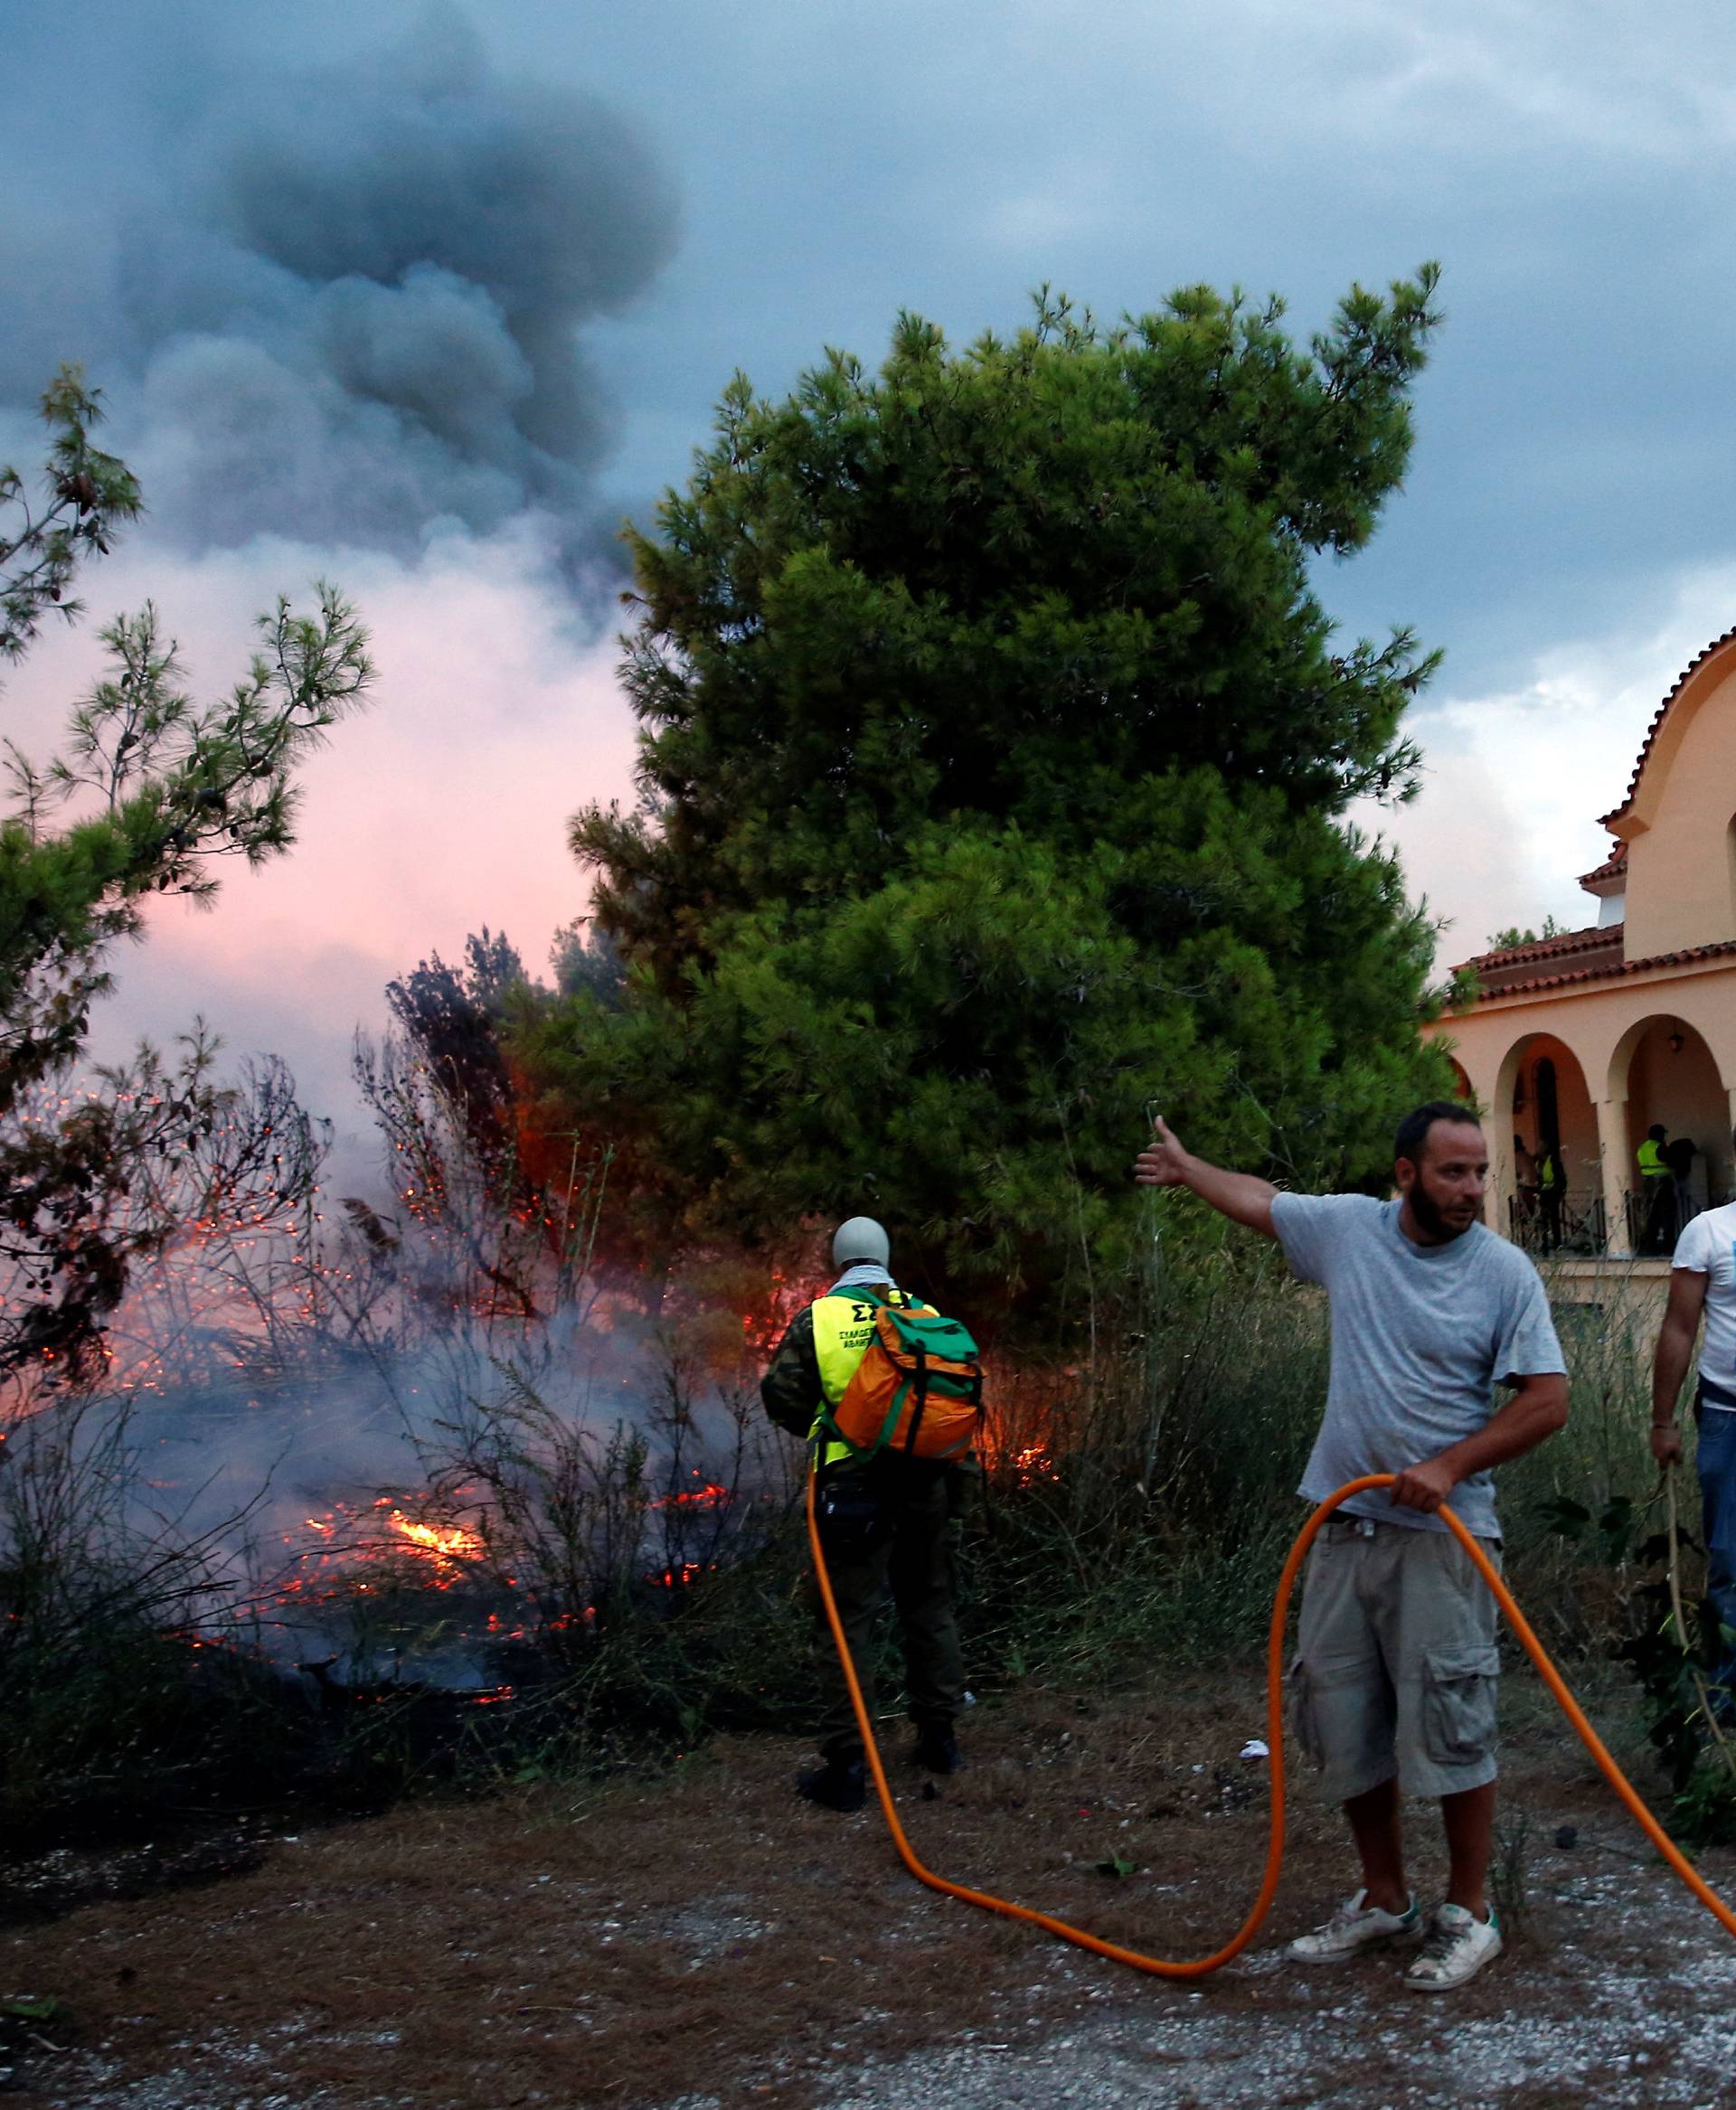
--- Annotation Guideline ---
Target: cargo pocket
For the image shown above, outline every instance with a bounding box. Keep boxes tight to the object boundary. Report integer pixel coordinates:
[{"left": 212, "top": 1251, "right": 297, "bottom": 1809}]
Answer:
[
  {"left": 1287, "top": 1654, "right": 1323, "bottom": 1768},
  {"left": 1422, "top": 1644, "right": 1500, "bottom": 1765}
]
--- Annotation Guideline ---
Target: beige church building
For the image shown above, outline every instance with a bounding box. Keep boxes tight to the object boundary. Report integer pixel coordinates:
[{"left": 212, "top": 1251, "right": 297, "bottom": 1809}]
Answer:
[{"left": 1429, "top": 624, "right": 1736, "bottom": 1289}]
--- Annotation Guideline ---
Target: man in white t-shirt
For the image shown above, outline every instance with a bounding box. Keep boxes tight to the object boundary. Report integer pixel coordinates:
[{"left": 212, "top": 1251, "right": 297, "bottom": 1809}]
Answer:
[{"left": 1651, "top": 1158, "right": 1736, "bottom": 1706}]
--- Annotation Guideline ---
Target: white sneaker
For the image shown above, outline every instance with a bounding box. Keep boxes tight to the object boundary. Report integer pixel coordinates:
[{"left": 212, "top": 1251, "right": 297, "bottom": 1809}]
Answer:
[
  {"left": 1287, "top": 1887, "right": 1424, "bottom": 1964},
  {"left": 1401, "top": 1902, "right": 1503, "bottom": 1992}
]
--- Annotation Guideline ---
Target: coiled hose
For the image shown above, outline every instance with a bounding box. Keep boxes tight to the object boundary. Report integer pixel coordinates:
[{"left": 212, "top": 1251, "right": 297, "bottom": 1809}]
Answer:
[{"left": 807, "top": 1468, "right": 1736, "bottom": 1979}]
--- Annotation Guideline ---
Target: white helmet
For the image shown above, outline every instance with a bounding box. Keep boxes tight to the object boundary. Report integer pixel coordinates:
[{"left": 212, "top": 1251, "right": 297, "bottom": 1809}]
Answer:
[{"left": 832, "top": 1216, "right": 891, "bottom": 1269}]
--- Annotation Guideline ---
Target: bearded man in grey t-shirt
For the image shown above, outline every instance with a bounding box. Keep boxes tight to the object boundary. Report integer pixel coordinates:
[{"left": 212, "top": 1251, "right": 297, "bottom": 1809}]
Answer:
[{"left": 1133, "top": 1099, "right": 1568, "bottom": 1993}]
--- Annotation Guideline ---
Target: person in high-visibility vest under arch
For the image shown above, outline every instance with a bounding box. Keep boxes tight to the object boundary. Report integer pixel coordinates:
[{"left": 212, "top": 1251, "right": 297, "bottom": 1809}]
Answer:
[
  {"left": 1638, "top": 1124, "right": 1673, "bottom": 1254},
  {"left": 760, "top": 1216, "right": 970, "bottom": 1813}
]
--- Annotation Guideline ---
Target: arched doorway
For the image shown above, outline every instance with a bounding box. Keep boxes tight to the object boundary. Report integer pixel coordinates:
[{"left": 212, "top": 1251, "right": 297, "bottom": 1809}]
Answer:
[
  {"left": 1496, "top": 1031, "right": 1601, "bottom": 1255},
  {"left": 1609, "top": 1015, "right": 1731, "bottom": 1254}
]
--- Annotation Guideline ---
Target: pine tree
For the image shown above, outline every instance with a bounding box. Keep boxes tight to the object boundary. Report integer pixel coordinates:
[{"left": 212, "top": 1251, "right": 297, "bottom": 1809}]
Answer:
[
  {"left": 0, "top": 369, "right": 373, "bottom": 1113},
  {"left": 518, "top": 273, "right": 1457, "bottom": 1312},
  {"left": 0, "top": 368, "right": 373, "bottom": 1382}
]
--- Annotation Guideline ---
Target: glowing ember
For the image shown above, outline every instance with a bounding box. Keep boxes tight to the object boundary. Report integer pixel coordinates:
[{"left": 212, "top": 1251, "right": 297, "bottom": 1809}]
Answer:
[
  {"left": 653, "top": 1474, "right": 731, "bottom": 1512},
  {"left": 1011, "top": 1444, "right": 1060, "bottom": 1487}
]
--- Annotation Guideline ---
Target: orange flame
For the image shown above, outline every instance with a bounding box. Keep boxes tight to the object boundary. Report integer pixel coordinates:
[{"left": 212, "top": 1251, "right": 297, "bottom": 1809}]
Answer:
[{"left": 384, "top": 1509, "right": 484, "bottom": 1562}]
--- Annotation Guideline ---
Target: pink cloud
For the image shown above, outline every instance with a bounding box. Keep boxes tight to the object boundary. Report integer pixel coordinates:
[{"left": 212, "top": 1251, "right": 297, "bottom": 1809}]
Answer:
[{"left": 5, "top": 517, "right": 638, "bottom": 1132}]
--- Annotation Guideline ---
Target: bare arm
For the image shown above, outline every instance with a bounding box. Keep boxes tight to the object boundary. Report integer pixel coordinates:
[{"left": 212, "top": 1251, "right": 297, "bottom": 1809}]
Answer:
[
  {"left": 1132, "top": 1116, "right": 1278, "bottom": 1239},
  {"left": 1390, "top": 1372, "right": 1571, "bottom": 1512},
  {"left": 1650, "top": 1267, "right": 1709, "bottom": 1467}
]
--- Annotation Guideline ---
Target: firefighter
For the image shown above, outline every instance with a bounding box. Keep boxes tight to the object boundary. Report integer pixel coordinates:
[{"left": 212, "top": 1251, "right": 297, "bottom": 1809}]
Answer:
[{"left": 760, "top": 1217, "right": 969, "bottom": 1812}]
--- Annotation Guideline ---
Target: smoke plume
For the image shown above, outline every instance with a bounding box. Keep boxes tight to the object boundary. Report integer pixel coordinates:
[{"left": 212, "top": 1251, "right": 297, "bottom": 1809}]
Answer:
[{"left": 3, "top": 3, "right": 678, "bottom": 564}]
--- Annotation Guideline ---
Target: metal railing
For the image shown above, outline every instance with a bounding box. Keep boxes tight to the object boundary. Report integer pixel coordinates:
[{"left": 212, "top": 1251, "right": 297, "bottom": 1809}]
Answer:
[
  {"left": 1510, "top": 1182, "right": 1732, "bottom": 1261},
  {"left": 1622, "top": 1183, "right": 1734, "bottom": 1258},
  {"left": 1507, "top": 1189, "right": 1607, "bottom": 1258}
]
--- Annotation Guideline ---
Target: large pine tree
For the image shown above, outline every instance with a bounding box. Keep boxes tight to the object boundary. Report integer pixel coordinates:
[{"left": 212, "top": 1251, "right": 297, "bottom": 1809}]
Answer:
[{"left": 517, "top": 273, "right": 1457, "bottom": 1313}]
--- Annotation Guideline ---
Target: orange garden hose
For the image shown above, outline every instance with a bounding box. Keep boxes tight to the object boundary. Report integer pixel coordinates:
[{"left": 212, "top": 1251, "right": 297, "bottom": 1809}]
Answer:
[{"left": 807, "top": 1468, "right": 1736, "bottom": 1979}]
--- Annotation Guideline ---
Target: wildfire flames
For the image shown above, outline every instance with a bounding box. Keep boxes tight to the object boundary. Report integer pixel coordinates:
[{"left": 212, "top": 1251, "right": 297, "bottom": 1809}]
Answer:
[
  {"left": 383, "top": 1509, "right": 486, "bottom": 1568},
  {"left": 272, "top": 1460, "right": 734, "bottom": 1653},
  {"left": 7, "top": 1058, "right": 778, "bottom": 1740},
  {"left": 281, "top": 1494, "right": 489, "bottom": 1604}
]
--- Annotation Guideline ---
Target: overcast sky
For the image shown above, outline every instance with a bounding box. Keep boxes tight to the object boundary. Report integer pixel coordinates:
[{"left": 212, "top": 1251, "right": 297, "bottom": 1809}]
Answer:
[{"left": 6, "top": 0, "right": 1736, "bottom": 1150}]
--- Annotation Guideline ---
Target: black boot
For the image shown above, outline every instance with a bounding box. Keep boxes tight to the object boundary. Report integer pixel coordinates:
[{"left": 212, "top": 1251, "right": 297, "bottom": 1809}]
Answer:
[
  {"left": 797, "top": 1756, "right": 866, "bottom": 1812},
  {"left": 911, "top": 1727, "right": 963, "bottom": 1775}
]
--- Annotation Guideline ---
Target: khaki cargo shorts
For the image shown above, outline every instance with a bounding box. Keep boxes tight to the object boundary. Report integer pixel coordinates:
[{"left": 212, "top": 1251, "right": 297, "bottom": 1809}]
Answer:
[{"left": 1288, "top": 1517, "right": 1502, "bottom": 1804}]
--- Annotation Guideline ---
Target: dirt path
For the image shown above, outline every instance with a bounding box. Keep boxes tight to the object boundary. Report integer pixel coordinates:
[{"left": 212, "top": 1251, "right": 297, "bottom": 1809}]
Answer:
[{"left": 14, "top": 1671, "right": 1736, "bottom": 2108}]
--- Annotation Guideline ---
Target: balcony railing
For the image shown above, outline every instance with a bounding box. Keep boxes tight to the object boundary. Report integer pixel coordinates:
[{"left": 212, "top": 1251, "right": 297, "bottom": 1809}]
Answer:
[
  {"left": 1510, "top": 1185, "right": 1731, "bottom": 1259},
  {"left": 1622, "top": 1184, "right": 1735, "bottom": 1257},
  {"left": 1507, "top": 1189, "right": 1606, "bottom": 1258}
]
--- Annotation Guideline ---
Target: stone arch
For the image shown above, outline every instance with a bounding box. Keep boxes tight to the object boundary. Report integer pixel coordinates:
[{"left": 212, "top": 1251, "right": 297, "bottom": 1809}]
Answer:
[
  {"left": 1492, "top": 1028, "right": 1601, "bottom": 1251},
  {"left": 1608, "top": 1013, "right": 1731, "bottom": 1250}
]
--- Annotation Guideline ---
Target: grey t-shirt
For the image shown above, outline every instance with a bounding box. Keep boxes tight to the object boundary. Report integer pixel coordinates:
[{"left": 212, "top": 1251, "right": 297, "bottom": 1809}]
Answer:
[{"left": 1271, "top": 1193, "right": 1566, "bottom": 1539}]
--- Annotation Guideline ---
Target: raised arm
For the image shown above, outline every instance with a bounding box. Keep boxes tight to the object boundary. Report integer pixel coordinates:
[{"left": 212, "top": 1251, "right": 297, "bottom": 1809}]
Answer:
[
  {"left": 1651, "top": 1267, "right": 1709, "bottom": 1468},
  {"left": 1132, "top": 1116, "right": 1278, "bottom": 1239}
]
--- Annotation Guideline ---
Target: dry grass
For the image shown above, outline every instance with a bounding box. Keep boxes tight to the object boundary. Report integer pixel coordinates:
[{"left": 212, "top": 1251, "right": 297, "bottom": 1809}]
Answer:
[{"left": 17, "top": 1654, "right": 1736, "bottom": 2110}]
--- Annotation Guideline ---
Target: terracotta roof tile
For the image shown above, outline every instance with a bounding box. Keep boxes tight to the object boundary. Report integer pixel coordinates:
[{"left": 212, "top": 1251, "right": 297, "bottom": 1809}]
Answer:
[
  {"left": 1601, "top": 625, "right": 1736, "bottom": 827},
  {"left": 1577, "top": 842, "right": 1628, "bottom": 890},
  {"left": 1456, "top": 923, "right": 1615, "bottom": 973},
  {"left": 1462, "top": 936, "right": 1736, "bottom": 1003}
]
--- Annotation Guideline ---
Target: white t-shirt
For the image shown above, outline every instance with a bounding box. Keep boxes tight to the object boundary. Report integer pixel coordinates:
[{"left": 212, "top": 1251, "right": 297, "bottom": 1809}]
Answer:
[{"left": 1672, "top": 1201, "right": 1736, "bottom": 1408}]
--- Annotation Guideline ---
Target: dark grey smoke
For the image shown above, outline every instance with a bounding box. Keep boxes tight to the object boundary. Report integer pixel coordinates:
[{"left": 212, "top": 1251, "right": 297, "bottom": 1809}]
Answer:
[{"left": 7, "top": 3, "right": 677, "bottom": 560}]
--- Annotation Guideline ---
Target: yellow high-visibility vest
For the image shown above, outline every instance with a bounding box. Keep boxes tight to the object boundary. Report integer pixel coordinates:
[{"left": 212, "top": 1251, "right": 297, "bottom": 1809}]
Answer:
[
  {"left": 1637, "top": 1139, "right": 1666, "bottom": 1179},
  {"left": 810, "top": 1287, "right": 933, "bottom": 1466}
]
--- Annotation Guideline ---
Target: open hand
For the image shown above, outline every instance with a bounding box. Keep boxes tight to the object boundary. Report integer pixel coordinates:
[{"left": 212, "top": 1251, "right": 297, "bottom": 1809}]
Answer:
[
  {"left": 1134, "top": 1115, "right": 1191, "bottom": 1187},
  {"left": 1390, "top": 1456, "right": 1458, "bottom": 1513}
]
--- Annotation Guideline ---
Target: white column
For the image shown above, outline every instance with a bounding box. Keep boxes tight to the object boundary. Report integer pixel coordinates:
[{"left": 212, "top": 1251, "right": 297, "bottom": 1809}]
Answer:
[
  {"left": 1458, "top": 1049, "right": 1508, "bottom": 1234},
  {"left": 1597, "top": 1097, "right": 1631, "bottom": 1255},
  {"left": 1486, "top": 1122, "right": 1513, "bottom": 1236}
]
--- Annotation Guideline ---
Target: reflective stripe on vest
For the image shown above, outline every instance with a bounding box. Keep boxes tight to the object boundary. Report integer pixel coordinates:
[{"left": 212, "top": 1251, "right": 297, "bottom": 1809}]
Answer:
[{"left": 809, "top": 1288, "right": 932, "bottom": 1461}]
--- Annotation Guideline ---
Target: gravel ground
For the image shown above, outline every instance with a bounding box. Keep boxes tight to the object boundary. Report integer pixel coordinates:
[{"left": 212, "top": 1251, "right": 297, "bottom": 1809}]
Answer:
[
  {"left": 15, "top": 1672, "right": 1736, "bottom": 2109},
  {"left": 812, "top": 1907, "right": 1736, "bottom": 2109}
]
